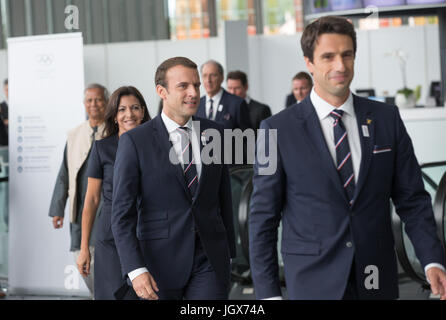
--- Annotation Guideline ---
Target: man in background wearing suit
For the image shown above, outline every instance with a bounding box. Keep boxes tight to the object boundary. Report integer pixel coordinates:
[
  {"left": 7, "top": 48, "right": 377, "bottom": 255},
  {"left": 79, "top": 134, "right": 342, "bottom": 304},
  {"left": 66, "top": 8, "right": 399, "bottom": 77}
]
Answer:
[
  {"left": 285, "top": 71, "right": 313, "bottom": 108},
  {"left": 112, "top": 57, "right": 236, "bottom": 300},
  {"left": 227, "top": 70, "right": 272, "bottom": 131},
  {"left": 197, "top": 60, "right": 251, "bottom": 131},
  {"left": 1, "top": 79, "right": 8, "bottom": 127},
  {"left": 249, "top": 16, "right": 446, "bottom": 300},
  {"left": 0, "top": 79, "right": 8, "bottom": 145}
]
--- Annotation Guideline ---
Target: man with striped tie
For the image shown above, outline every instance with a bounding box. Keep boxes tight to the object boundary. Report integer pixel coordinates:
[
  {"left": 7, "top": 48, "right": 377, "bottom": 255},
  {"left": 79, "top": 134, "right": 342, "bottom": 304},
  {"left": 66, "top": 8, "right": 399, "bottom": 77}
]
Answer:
[
  {"left": 249, "top": 16, "right": 446, "bottom": 300},
  {"left": 111, "top": 57, "right": 236, "bottom": 300}
]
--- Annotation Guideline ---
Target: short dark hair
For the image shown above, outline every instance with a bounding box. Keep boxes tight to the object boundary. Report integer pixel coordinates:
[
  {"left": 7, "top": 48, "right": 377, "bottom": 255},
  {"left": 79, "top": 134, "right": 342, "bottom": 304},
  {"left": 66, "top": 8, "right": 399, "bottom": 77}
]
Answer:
[
  {"left": 103, "top": 86, "right": 151, "bottom": 138},
  {"left": 293, "top": 72, "right": 313, "bottom": 86},
  {"left": 3, "top": 79, "right": 7, "bottom": 86},
  {"left": 201, "top": 60, "right": 224, "bottom": 77},
  {"left": 155, "top": 57, "right": 198, "bottom": 88},
  {"left": 301, "top": 16, "right": 357, "bottom": 62},
  {"left": 227, "top": 70, "right": 248, "bottom": 87}
]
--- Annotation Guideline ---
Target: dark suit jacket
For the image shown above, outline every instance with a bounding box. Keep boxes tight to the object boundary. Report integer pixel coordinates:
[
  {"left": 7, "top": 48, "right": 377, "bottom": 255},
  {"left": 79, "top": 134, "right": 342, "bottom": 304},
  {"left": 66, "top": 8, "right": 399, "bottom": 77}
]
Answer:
[
  {"left": 247, "top": 99, "right": 272, "bottom": 131},
  {"left": 111, "top": 115, "right": 236, "bottom": 291},
  {"left": 249, "top": 95, "right": 446, "bottom": 300},
  {"left": 0, "top": 116, "right": 7, "bottom": 146},
  {"left": 197, "top": 89, "right": 252, "bottom": 130},
  {"left": 0, "top": 101, "right": 8, "bottom": 120},
  {"left": 285, "top": 93, "right": 296, "bottom": 108}
]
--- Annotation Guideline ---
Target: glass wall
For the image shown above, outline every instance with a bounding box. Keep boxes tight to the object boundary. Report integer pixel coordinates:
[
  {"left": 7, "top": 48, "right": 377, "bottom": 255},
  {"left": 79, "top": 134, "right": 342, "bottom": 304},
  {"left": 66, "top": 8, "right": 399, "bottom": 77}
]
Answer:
[
  {"left": 217, "top": 0, "right": 257, "bottom": 35},
  {"left": 358, "top": 15, "right": 438, "bottom": 30},
  {"left": 167, "top": 0, "right": 306, "bottom": 39},
  {"left": 168, "top": 0, "right": 211, "bottom": 40},
  {"left": 263, "top": 0, "right": 301, "bottom": 35}
]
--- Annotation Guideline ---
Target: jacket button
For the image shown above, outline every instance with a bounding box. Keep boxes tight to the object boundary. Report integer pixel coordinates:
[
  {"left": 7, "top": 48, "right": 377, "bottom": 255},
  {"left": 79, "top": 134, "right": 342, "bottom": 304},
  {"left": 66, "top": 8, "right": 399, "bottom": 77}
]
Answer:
[{"left": 346, "top": 241, "right": 353, "bottom": 248}]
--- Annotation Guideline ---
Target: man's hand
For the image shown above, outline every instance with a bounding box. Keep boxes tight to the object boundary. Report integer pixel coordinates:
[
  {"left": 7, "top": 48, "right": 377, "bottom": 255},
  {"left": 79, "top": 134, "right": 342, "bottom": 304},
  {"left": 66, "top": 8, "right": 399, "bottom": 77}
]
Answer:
[
  {"left": 52, "top": 216, "right": 63, "bottom": 229},
  {"left": 132, "top": 272, "right": 159, "bottom": 300},
  {"left": 427, "top": 267, "right": 446, "bottom": 300},
  {"left": 76, "top": 248, "right": 91, "bottom": 277}
]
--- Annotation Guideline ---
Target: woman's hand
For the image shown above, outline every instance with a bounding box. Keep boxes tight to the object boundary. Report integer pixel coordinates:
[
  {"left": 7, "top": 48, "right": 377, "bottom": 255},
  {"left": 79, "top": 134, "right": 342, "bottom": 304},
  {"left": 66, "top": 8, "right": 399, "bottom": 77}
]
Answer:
[{"left": 76, "top": 248, "right": 91, "bottom": 277}]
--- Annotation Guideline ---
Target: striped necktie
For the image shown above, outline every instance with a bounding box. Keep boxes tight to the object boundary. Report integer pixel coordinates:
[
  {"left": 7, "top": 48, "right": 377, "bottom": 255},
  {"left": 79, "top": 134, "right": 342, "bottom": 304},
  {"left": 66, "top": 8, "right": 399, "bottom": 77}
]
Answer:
[
  {"left": 330, "top": 109, "right": 355, "bottom": 205},
  {"left": 177, "top": 126, "right": 198, "bottom": 197},
  {"left": 208, "top": 99, "right": 214, "bottom": 120}
]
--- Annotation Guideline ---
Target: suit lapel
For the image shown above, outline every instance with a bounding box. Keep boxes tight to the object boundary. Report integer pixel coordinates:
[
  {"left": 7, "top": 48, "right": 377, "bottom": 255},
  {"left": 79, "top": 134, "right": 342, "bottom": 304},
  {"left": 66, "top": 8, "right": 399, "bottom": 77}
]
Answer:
[
  {"left": 153, "top": 116, "right": 191, "bottom": 199},
  {"left": 197, "top": 97, "right": 207, "bottom": 118},
  {"left": 300, "top": 99, "right": 349, "bottom": 202},
  {"left": 352, "top": 95, "right": 375, "bottom": 203},
  {"left": 214, "top": 90, "right": 227, "bottom": 122},
  {"left": 192, "top": 117, "right": 208, "bottom": 202}
]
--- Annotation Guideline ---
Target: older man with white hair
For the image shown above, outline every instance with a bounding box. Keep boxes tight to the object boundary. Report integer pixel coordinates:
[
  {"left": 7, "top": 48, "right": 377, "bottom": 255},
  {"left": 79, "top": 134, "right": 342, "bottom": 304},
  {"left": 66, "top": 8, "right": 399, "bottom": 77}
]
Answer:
[{"left": 49, "top": 83, "right": 108, "bottom": 296}]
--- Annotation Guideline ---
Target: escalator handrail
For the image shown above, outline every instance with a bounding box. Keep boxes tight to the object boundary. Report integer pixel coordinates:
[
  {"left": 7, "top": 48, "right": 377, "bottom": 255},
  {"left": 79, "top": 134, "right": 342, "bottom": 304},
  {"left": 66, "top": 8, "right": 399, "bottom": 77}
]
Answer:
[
  {"left": 229, "top": 165, "right": 253, "bottom": 267},
  {"left": 433, "top": 171, "right": 446, "bottom": 254},
  {"left": 420, "top": 161, "right": 446, "bottom": 169},
  {"left": 391, "top": 207, "right": 429, "bottom": 287},
  {"left": 391, "top": 161, "right": 446, "bottom": 288},
  {"left": 232, "top": 165, "right": 286, "bottom": 286},
  {"left": 238, "top": 177, "right": 252, "bottom": 265},
  {"left": 419, "top": 161, "right": 446, "bottom": 191}
]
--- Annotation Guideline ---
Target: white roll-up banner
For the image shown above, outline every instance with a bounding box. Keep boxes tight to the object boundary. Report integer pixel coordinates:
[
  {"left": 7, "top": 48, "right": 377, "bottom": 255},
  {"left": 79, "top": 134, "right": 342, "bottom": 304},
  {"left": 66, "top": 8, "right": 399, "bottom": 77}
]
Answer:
[{"left": 8, "top": 33, "right": 89, "bottom": 296}]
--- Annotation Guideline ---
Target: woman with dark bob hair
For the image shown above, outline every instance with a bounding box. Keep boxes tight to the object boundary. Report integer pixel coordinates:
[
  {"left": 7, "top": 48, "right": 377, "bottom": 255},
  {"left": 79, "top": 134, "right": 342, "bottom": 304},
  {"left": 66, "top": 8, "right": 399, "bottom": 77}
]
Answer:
[{"left": 77, "top": 86, "right": 150, "bottom": 299}]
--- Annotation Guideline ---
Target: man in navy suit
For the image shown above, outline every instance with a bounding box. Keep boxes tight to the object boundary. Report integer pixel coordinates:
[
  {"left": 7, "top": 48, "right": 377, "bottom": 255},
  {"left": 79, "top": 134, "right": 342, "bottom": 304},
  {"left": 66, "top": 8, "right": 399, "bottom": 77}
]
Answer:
[
  {"left": 249, "top": 16, "right": 446, "bottom": 300},
  {"left": 197, "top": 60, "right": 251, "bottom": 131},
  {"left": 111, "top": 57, "right": 236, "bottom": 300},
  {"left": 285, "top": 71, "right": 313, "bottom": 108},
  {"left": 226, "top": 70, "right": 272, "bottom": 131}
]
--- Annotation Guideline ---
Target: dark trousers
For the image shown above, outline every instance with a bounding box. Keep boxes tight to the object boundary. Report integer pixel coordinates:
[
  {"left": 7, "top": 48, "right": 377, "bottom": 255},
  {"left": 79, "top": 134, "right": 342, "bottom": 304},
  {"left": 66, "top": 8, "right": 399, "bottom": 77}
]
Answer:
[
  {"left": 95, "top": 239, "right": 139, "bottom": 300},
  {"left": 342, "top": 260, "right": 359, "bottom": 300},
  {"left": 156, "top": 234, "right": 229, "bottom": 300}
]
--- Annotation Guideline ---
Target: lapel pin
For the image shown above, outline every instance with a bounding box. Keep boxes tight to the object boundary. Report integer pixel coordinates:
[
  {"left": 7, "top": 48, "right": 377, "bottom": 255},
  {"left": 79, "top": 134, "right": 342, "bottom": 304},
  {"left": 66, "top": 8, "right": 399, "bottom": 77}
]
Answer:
[
  {"left": 362, "top": 125, "right": 370, "bottom": 138},
  {"left": 367, "top": 119, "right": 372, "bottom": 125},
  {"left": 201, "top": 131, "right": 207, "bottom": 146},
  {"left": 218, "top": 104, "right": 223, "bottom": 112}
]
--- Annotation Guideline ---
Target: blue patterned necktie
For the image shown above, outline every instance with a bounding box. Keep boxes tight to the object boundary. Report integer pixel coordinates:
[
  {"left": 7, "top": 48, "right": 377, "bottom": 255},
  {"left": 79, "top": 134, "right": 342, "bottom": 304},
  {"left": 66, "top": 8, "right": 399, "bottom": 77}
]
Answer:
[
  {"left": 91, "top": 126, "right": 98, "bottom": 140},
  {"left": 330, "top": 109, "right": 355, "bottom": 205},
  {"left": 177, "top": 126, "right": 198, "bottom": 197}
]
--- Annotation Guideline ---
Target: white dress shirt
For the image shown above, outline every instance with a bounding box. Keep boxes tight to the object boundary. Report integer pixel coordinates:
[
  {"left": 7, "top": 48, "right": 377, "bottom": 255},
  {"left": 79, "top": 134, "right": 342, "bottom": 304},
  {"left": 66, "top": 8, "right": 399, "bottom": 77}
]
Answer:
[
  {"left": 205, "top": 88, "right": 223, "bottom": 120},
  {"left": 311, "top": 89, "right": 361, "bottom": 184},
  {"left": 264, "top": 89, "right": 444, "bottom": 299},
  {"left": 128, "top": 112, "right": 202, "bottom": 282}
]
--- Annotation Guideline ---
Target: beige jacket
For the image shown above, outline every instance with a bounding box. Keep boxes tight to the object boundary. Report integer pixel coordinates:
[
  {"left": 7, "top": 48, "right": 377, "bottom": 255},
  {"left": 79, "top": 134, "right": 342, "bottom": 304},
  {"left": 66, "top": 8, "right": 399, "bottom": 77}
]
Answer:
[{"left": 67, "top": 121, "right": 105, "bottom": 223}]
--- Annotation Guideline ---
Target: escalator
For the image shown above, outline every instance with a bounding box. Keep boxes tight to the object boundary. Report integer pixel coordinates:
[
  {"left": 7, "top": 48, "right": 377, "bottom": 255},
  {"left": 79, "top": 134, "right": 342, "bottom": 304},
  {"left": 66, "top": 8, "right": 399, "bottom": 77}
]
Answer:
[
  {"left": 229, "top": 165, "right": 286, "bottom": 298},
  {"left": 392, "top": 161, "right": 446, "bottom": 288},
  {"left": 229, "top": 162, "right": 446, "bottom": 297}
]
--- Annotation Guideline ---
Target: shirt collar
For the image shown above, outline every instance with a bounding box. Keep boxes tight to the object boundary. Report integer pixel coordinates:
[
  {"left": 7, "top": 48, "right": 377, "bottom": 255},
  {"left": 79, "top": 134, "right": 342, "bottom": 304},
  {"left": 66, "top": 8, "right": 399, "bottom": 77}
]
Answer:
[
  {"left": 206, "top": 88, "right": 223, "bottom": 103},
  {"left": 310, "top": 88, "right": 354, "bottom": 121},
  {"left": 245, "top": 95, "right": 251, "bottom": 104},
  {"left": 161, "top": 111, "right": 193, "bottom": 134}
]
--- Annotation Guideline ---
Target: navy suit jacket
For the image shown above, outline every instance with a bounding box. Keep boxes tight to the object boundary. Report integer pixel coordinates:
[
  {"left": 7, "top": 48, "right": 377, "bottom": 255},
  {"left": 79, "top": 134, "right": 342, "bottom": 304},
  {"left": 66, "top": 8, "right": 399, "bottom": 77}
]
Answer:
[
  {"left": 285, "top": 93, "right": 296, "bottom": 108},
  {"left": 249, "top": 95, "right": 446, "bottom": 300},
  {"left": 111, "top": 115, "right": 236, "bottom": 290},
  {"left": 197, "top": 89, "right": 252, "bottom": 130},
  {"left": 247, "top": 99, "right": 272, "bottom": 131}
]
